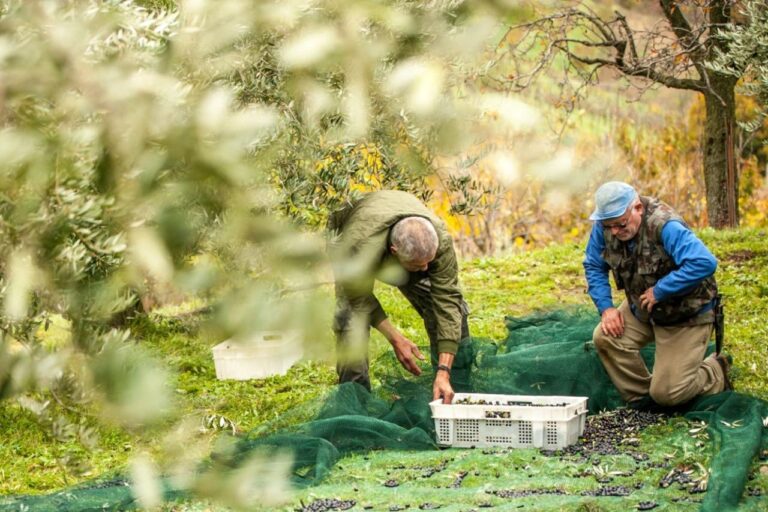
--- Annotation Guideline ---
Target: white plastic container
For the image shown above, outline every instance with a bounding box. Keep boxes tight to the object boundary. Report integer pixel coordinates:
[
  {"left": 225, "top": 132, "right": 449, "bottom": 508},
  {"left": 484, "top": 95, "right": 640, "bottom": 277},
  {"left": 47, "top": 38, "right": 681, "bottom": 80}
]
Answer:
[
  {"left": 429, "top": 393, "right": 588, "bottom": 449},
  {"left": 212, "top": 331, "right": 302, "bottom": 380}
]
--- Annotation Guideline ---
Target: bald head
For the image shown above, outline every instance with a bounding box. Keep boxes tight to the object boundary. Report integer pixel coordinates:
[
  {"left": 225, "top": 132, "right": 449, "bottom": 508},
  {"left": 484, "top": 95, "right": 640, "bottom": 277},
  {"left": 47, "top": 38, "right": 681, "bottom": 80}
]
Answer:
[{"left": 390, "top": 217, "right": 438, "bottom": 269}]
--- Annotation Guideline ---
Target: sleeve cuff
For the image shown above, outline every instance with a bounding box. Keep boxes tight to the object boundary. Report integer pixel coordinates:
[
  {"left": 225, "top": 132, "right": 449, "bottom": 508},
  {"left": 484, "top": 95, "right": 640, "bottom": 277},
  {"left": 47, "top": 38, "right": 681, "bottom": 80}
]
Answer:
[
  {"left": 596, "top": 300, "right": 615, "bottom": 316},
  {"left": 369, "top": 308, "right": 388, "bottom": 328},
  {"left": 436, "top": 339, "right": 458, "bottom": 355}
]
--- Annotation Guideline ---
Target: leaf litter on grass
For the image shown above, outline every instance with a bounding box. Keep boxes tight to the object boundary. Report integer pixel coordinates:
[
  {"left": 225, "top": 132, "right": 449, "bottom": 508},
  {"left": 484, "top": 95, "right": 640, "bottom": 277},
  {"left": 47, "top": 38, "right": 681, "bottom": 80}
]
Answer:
[{"left": 288, "top": 408, "right": 768, "bottom": 512}]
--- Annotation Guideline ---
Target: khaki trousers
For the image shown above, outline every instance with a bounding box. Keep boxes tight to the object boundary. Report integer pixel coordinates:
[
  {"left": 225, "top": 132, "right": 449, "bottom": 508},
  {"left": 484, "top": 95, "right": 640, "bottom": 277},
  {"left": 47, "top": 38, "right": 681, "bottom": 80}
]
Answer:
[{"left": 593, "top": 300, "right": 725, "bottom": 406}]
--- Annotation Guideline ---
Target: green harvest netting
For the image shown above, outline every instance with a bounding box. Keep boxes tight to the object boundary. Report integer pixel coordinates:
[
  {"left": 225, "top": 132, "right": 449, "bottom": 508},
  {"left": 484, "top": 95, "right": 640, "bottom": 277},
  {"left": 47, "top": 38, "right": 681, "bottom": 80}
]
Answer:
[{"left": 1, "top": 308, "right": 766, "bottom": 511}]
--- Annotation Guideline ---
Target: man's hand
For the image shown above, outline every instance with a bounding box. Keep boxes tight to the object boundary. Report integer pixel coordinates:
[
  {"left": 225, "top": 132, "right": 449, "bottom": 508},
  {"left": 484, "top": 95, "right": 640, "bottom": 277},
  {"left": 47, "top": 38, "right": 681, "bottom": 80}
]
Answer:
[
  {"left": 376, "top": 319, "right": 426, "bottom": 376},
  {"left": 600, "top": 307, "right": 624, "bottom": 338},
  {"left": 433, "top": 371, "right": 454, "bottom": 404},
  {"left": 639, "top": 287, "right": 657, "bottom": 312},
  {"left": 389, "top": 334, "right": 425, "bottom": 376}
]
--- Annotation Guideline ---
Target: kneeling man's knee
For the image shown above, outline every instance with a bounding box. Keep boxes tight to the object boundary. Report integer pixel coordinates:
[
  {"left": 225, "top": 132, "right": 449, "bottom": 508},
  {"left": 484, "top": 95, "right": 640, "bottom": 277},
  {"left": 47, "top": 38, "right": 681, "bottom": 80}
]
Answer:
[
  {"left": 649, "top": 382, "right": 683, "bottom": 407},
  {"left": 592, "top": 325, "right": 615, "bottom": 354}
]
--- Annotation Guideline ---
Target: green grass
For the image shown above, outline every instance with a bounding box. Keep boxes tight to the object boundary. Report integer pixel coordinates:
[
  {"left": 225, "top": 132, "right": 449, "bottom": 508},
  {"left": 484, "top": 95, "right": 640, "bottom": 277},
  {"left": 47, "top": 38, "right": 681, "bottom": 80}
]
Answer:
[
  {"left": 0, "top": 228, "right": 766, "bottom": 508},
  {"left": 278, "top": 412, "right": 766, "bottom": 512},
  {"left": 698, "top": 227, "right": 768, "bottom": 398}
]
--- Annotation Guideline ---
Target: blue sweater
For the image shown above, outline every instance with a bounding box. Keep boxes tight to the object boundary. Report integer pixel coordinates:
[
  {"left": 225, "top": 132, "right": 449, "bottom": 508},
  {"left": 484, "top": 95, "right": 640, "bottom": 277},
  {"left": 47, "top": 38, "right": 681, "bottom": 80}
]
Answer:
[{"left": 583, "top": 220, "right": 718, "bottom": 316}]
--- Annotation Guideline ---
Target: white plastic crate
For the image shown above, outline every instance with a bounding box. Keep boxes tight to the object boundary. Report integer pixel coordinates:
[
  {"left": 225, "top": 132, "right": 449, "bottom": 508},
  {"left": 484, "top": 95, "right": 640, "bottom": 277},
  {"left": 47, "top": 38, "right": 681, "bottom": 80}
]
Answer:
[
  {"left": 429, "top": 393, "right": 588, "bottom": 449},
  {"left": 212, "top": 331, "right": 302, "bottom": 380}
]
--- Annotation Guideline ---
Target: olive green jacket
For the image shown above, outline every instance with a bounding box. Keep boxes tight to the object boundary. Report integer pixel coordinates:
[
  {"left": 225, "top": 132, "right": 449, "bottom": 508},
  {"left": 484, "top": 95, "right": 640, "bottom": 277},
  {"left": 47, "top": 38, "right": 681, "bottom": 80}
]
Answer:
[{"left": 328, "top": 190, "right": 463, "bottom": 355}]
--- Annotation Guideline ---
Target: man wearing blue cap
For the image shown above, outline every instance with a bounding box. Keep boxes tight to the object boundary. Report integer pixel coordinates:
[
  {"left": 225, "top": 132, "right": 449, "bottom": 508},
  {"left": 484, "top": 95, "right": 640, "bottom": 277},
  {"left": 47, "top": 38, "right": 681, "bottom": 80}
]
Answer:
[{"left": 583, "top": 181, "right": 730, "bottom": 408}]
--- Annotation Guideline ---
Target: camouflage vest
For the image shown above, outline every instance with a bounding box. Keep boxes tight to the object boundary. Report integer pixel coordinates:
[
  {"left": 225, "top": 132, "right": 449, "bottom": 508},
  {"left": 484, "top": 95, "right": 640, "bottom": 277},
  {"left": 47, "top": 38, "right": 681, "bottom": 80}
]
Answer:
[{"left": 602, "top": 197, "right": 717, "bottom": 326}]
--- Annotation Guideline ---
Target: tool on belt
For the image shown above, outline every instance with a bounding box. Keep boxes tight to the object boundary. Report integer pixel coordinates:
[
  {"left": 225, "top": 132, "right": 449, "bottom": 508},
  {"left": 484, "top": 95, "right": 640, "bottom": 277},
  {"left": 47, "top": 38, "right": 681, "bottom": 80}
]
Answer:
[{"left": 713, "top": 294, "right": 724, "bottom": 355}]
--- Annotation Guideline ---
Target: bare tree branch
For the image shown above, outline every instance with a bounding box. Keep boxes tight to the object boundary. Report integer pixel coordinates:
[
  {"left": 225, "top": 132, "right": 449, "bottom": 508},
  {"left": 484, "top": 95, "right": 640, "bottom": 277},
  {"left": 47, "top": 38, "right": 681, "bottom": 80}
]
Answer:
[
  {"left": 615, "top": 11, "right": 639, "bottom": 63},
  {"left": 659, "top": 0, "right": 712, "bottom": 83},
  {"left": 659, "top": 0, "right": 700, "bottom": 51},
  {"left": 617, "top": 63, "right": 705, "bottom": 90}
]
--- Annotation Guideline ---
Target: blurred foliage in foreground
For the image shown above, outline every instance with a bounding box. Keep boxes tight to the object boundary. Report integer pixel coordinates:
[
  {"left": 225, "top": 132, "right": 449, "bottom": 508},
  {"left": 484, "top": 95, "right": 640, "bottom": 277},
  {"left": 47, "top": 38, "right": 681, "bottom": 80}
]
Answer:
[
  {"left": 1, "top": 0, "right": 767, "bottom": 508},
  {"left": 0, "top": 0, "right": 560, "bottom": 508}
]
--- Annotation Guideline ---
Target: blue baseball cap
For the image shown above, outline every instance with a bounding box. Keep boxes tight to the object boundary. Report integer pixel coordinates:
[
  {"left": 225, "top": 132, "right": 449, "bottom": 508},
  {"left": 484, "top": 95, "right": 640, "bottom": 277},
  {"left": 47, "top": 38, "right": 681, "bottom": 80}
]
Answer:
[{"left": 589, "top": 181, "right": 638, "bottom": 221}]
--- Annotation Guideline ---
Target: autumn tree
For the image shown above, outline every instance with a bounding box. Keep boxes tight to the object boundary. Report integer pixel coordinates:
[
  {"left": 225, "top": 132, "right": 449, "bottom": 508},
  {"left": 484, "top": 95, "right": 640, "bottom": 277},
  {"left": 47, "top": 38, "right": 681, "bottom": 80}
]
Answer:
[{"left": 496, "top": 0, "right": 749, "bottom": 227}]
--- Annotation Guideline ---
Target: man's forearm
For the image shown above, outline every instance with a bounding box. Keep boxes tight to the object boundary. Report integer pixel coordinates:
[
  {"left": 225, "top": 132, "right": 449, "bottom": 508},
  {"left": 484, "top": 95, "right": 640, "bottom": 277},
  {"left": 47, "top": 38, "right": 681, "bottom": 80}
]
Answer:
[
  {"left": 655, "top": 222, "right": 717, "bottom": 300},
  {"left": 584, "top": 225, "right": 614, "bottom": 314},
  {"left": 436, "top": 352, "right": 455, "bottom": 371},
  {"left": 584, "top": 266, "right": 614, "bottom": 314},
  {"left": 374, "top": 318, "right": 398, "bottom": 342},
  {"left": 433, "top": 351, "right": 455, "bottom": 404}
]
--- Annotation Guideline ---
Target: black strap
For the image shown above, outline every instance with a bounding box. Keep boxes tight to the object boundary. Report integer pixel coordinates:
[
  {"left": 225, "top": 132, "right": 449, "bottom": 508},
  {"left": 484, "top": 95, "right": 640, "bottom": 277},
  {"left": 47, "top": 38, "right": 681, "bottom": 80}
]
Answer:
[{"left": 714, "top": 294, "right": 724, "bottom": 355}]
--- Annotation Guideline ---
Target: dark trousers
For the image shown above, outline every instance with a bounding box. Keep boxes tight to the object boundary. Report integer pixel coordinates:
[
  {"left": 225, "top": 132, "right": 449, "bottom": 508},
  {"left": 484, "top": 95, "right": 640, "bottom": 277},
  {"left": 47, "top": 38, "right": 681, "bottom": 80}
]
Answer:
[{"left": 335, "top": 277, "right": 470, "bottom": 391}]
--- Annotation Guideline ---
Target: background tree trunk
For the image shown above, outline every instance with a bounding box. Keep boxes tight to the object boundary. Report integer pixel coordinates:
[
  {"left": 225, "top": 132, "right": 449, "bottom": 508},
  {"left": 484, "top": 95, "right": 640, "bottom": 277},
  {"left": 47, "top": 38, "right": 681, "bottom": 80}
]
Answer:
[
  {"left": 702, "top": 88, "right": 739, "bottom": 225},
  {"left": 701, "top": 1, "right": 739, "bottom": 228}
]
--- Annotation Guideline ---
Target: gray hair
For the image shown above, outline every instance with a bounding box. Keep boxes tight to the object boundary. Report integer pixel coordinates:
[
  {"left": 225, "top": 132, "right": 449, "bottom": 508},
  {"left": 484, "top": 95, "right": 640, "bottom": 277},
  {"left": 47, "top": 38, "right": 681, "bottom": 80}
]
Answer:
[
  {"left": 391, "top": 217, "right": 439, "bottom": 262},
  {"left": 627, "top": 195, "right": 641, "bottom": 212}
]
